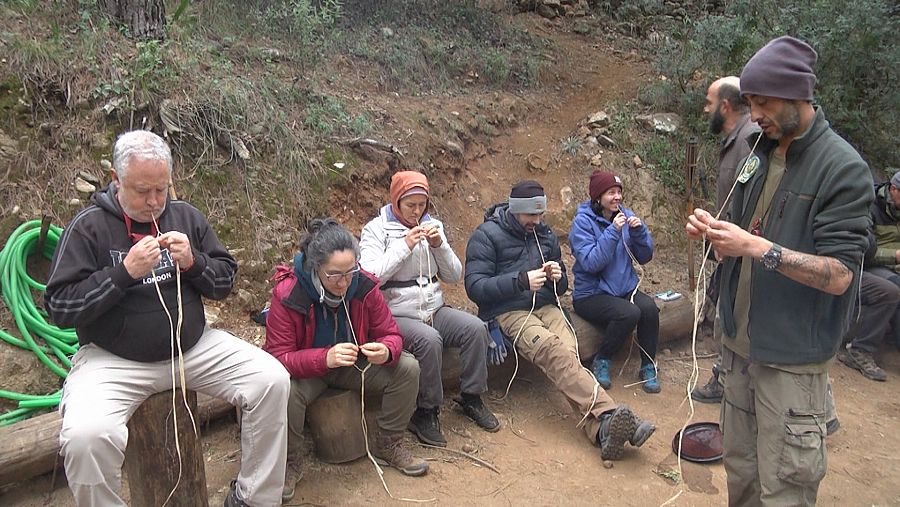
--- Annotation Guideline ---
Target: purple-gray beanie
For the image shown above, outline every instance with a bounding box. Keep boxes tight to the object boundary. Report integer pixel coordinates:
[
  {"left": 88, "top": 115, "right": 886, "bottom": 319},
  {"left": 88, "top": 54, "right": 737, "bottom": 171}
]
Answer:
[{"left": 740, "top": 36, "right": 818, "bottom": 101}]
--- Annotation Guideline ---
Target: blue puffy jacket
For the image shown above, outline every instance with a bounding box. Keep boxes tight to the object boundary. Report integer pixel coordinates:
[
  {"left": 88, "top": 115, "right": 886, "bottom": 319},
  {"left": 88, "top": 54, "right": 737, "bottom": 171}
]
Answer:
[
  {"left": 464, "top": 203, "right": 569, "bottom": 321},
  {"left": 569, "top": 202, "right": 653, "bottom": 300}
]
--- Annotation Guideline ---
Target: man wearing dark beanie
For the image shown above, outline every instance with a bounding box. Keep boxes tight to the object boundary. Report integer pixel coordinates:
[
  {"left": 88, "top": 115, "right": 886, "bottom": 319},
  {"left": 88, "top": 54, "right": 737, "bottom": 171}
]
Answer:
[
  {"left": 465, "top": 180, "right": 656, "bottom": 462},
  {"left": 687, "top": 36, "right": 873, "bottom": 505}
]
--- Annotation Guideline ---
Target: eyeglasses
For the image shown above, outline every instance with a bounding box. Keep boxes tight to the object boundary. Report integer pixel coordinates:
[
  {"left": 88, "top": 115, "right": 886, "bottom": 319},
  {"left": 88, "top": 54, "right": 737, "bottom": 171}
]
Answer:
[{"left": 321, "top": 264, "right": 361, "bottom": 281}]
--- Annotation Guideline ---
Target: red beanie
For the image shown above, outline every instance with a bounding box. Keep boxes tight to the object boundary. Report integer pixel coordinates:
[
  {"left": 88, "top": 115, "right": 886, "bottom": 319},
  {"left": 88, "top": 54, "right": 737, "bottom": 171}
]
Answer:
[
  {"left": 390, "top": 171, "right": 430, "bottom": 227},
  {"left": 589, "top": 171, "right": 622, "bottom": 201}
]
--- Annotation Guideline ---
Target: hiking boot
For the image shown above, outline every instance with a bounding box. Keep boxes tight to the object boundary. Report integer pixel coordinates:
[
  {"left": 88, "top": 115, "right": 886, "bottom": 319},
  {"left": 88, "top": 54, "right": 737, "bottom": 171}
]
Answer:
[
  {"left": 456, "top": 394, "right": 500, "bottom": 432},
  {"left": 597, "top": 405, "right": 639, "bottom": 460},
  {"left": 629, "top": 410, "right": 656, "bottom": 448},
  {"left": 591, "top": 356, "right": 612, "bottom": 389},
  {"left": 224, "top": 480, "right": 249, "bottom": 507},
  {"left": 691, "top": 363, "right": 723, "bottom": 403},
  {"left": 826, "top": 417, "right": 841, "bottom": 437},
  {"left": 408, "top": 407, "right": 447, "bottom": 447},
  {"left": 373, "top": 432, "right": 429, "bottom": 477},
  {"left": 638, "top": 364, "right": 661, "bottom": 394},
  {"left": 282, "top": 455, "right": 303, "bottom": 502},
  {"left": 838, "top": 347, "right": 887, "bottom": 381}
]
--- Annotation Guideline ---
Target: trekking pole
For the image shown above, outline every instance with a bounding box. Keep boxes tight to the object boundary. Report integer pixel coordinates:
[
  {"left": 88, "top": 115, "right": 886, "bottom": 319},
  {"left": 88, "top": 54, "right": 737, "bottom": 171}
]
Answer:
[{"left": 685, "top": 137, "right": 699, "bottom": 283}]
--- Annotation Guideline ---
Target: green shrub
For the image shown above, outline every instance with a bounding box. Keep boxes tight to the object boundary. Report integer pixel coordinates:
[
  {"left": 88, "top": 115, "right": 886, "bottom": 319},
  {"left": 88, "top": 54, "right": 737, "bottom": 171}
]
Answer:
[{"left": 646, "top": 0, "right": 899, "bottom": 170}]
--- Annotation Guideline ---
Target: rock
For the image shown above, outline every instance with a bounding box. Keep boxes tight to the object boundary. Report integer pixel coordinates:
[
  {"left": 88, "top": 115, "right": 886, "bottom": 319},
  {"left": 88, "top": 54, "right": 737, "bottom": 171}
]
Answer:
[
  {"left": 78, "top": 171, "right": 101, "bottom": 185},
  {"left": 590, "top": 153, "right": 604, "bottom": 166},
  {"left": 586, "top": 111, "right": 610, "bottom": 128},
  {"left": 633, "top": 154, "right": 643, "bottom": 167},
  {"left": 381, "top": 27, "right": 394, "bottom": 37},
  {"left": 461, "top": 443, "right": 477, "bottom": 453},
  {"left": 68, "top": 198, "right": 82, "bottom": 207},
  {"left": 527, "top": 153, "right": 547, "bottom": 172},
  {"left": 597, "top": 135, "right": 616, "bottom": 148},
  {"left": 205, "top": 305, "right": 221, "bottom": 327},
  {"left": 11, "top": 205, "right": 20, "bottom": 215},
  {"left": 559, "top": 186, "right": 575, "bottom": 208},
  {"left": 635, "top": 113, "right": 682, "bottom": 134},
  {"left": 445, "top": 141, "right": 464, "bottom": 158},
  {"left": 584, "top": 136, "right": 599, "bottom": 147},
  {"left": 0, "top": 131, "right": 18, "bottom": 163},
  {"left": 536, "top": 3, "right": 557, "bottom": 18},
  {"left": 591, "top": 127, "right": 609, "bottom": 137},
  {"left": 465, "top": 195, "right": 477, "bottom": 203},
  {"left": 259, "top": 48, "right": 282, "bottom": 61},
  {"left": 603, "top": 460, "right": 614, "bottom": 469},
  {"left": 236, "top": 289, "right": 253, "bottom": 307},
  {"left": 90, "top": 133, "right": 111, "bottom": 150},
  {"left": 100, "top": 159, "right": 112, "bottom": 171},
  {"left": 576, "top": 125, "right": 592, "bottom": 138},
  {"left": 74, "top": 177, "right": 96, "bottom": 195}
]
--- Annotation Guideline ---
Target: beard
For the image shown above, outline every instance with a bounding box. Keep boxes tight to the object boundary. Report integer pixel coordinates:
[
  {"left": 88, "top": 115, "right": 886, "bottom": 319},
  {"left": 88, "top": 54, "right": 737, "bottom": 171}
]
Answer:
[
  {"left": 775, "top": 103, "right": 802, "bottom": 139},
  {"left": 708, "top": 107, "right": 725, "bottom": 135}
]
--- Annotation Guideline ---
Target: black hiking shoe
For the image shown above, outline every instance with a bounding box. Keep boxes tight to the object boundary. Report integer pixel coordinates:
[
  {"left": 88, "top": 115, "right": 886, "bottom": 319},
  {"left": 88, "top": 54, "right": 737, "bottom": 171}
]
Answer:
[
  {"left": 408, "top": 407, "right": 447, "bottom": 447},
  {"left": 597, "top": 405, "right": 639, "bottom": 461},
  {"left": 224, "top": 480, "right": 249, "bottom": 507},
  {"left": 456, "top": 394, "right": 501, "bottom": 432},
  {"left": 838, "top": 347, "right": 887, "bottom": 381},
  {"left": 691, "top": 363, "right": 724, "bottom": 403}
]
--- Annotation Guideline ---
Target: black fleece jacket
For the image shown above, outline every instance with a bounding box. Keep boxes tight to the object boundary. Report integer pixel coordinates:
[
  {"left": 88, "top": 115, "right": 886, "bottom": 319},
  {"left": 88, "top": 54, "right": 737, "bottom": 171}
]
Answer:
[{"left": 45, "top": 185, "right": 237, "bottom": 362}]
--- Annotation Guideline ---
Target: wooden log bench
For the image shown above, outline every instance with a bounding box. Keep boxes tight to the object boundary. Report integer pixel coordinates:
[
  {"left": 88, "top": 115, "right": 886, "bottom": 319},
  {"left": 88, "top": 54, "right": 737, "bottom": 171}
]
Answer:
[{"left": 123, "top": 389, "right": 208, "bottom": 506}]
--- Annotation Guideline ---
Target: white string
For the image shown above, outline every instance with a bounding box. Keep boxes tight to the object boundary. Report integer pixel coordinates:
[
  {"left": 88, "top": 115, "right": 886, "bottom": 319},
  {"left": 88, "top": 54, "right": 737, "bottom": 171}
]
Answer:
[
  {"left": 147, "top": 213, "right": 197, "bottom": 506},
  {"left": 617, "top": 226, "right": 658, "bottom": 386},
  {"left": 661, "top": 133, "right": 763, "bottom": 506},
  {"left": 341, "top": 297, "right": 435, "bottom": 503}
]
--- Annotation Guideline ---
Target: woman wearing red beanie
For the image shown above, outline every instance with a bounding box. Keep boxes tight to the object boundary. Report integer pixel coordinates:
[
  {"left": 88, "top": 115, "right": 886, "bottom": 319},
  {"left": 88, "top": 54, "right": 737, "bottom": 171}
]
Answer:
[{"left": 568, "top": 171, "right": 661, "bottom": 393}]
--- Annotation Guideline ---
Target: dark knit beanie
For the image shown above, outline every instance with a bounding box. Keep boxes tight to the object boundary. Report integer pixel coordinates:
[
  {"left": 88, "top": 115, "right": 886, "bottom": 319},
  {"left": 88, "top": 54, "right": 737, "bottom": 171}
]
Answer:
[
  {"left": 589, "top": 171, "right": 623, "bottom": 201},
  {"left": 509, "top": 180, "right": 545, "bottom": 199},
  {"left": 740, "top": 36, "right": 817, "bottom": 101}
]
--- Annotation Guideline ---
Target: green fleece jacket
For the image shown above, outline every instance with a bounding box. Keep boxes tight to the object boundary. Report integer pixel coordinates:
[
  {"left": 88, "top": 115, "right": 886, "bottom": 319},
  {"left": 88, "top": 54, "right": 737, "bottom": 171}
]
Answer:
[
  {"left": 719, "top": 107, "right": 873, "bottom": 365},
  {"left": 870, "top": 181, "right": 900, "bottom": 269}
]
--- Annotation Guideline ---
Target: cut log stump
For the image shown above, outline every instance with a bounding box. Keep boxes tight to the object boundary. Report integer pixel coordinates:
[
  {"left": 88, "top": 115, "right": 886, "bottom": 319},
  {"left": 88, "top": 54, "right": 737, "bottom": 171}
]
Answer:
[
  {"left": 123, "top": 389, "right": 209, "bottom": 507},
  {"left": 306, "top": 388, "right": 367, "bottom": 464}
]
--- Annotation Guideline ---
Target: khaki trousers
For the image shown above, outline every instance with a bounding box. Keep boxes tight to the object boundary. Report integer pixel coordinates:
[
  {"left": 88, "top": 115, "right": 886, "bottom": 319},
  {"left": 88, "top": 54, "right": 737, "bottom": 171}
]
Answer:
[
  {"left": 496, "top": 305, "right": 617, "bottom": 442},
  {"left": 720, "top": 346, "right": 828, "bottom": 507},
  {"left": 59, "top": 327, "right": 290, "bottom": 507}
]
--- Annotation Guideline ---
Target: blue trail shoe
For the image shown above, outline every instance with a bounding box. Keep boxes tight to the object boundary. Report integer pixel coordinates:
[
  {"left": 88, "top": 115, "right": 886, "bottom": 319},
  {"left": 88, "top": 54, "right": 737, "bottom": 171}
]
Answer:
[
  {"left": 591, "top": 357, "right": 612, "bottom": 389},
  {"left": 639, "top": 364, "right": 661, "bottom": 394}
]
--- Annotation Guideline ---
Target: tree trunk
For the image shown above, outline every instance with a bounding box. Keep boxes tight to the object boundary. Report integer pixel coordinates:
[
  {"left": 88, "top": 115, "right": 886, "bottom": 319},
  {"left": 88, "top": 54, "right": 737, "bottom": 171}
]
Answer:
[
  {"left": 98, "top": 0, "right": 167, "bottom": 40},
  {"left": 123, "top": 389, "right": 208, "bottom": 507}
]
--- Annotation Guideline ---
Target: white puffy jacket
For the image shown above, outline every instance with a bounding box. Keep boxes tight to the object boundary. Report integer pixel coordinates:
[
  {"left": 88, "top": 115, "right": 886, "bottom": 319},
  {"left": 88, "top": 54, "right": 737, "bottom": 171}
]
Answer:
[{"left": 359, "top": 205, "right": 462, "bottom": 321}]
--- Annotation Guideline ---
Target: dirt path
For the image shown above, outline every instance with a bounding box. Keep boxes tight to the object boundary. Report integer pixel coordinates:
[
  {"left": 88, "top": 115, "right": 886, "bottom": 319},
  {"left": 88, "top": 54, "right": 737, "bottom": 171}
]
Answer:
[{"left": 3, "top": 13, "right": 900, "bottom": 507}]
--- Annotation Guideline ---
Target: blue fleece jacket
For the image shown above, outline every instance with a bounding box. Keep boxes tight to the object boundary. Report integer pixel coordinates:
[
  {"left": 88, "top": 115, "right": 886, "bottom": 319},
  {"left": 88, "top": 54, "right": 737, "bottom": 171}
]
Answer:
[{"left": 569, "top": 202, "right": 653, "bottom": 300}]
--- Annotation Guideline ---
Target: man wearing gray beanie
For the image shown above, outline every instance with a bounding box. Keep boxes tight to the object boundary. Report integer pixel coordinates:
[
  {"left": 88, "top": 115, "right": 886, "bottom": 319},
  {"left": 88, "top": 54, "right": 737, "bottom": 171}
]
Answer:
[
  {"left": 465, "top": 180, "right": 657, "bottom": 462},
  {"left": 686, "top": 35, "right": 874, "bottom": 505}
]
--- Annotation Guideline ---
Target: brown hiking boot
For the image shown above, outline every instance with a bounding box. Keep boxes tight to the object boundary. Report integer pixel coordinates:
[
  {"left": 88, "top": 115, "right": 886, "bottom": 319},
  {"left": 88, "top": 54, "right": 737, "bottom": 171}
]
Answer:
[
  {"left": 838, "top": 347, "right": 887, "bottom": 381},
  {"left": 282, "top": 455, "right": 303, "bottom": 501},
  {"left": 373, "top": 432, "right": 429, "bottom": 477},
  {"left": 691, "top": 363, "right": 724, "bottom": 403}
]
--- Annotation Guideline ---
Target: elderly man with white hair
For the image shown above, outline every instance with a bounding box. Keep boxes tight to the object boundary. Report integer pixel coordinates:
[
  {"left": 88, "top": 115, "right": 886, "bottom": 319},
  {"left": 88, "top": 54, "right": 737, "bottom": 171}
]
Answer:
[{"left": 45, "top": 130, "right": 289, "bottom": 507}]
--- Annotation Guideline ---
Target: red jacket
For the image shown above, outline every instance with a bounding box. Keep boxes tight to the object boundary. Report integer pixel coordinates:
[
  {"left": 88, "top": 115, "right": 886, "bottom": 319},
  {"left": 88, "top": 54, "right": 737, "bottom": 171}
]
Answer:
[{"left": 263, "top": 265, "right": 403, "bottom": 378}]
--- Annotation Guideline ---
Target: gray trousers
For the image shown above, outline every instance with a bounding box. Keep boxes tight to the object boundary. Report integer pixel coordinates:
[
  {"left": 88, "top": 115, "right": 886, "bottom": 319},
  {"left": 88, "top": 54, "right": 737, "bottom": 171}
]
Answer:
[
  {"left": 287, "top": 352, "right": 419, "bottom": 455},
  {"left": 720, "top": 346, "right": 828, "bottom": 507},
  {"left": 394, "top": 306, "right": 490, "bottom": 410},
  {"left": 59, "top": 327, "right": 290, "bottom": 507},
  {"left": 845, "top": 271, "right": 900, "bottom": 353}
]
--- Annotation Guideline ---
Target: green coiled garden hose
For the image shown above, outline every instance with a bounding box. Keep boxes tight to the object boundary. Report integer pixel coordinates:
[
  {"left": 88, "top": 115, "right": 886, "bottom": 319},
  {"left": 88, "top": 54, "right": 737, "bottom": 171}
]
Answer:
[{"left": 0, "top": 220, "right": 78, "bottom": 425}]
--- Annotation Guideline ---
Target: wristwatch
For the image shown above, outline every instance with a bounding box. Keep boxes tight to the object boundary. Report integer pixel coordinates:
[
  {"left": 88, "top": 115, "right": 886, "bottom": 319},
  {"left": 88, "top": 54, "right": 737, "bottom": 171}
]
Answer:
[{"left": 760, "top": 243, "right": 783, "bottom": 271}]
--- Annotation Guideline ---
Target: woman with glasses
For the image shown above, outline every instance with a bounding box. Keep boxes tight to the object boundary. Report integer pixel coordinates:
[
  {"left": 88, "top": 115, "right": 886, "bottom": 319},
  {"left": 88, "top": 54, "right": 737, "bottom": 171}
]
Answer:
[
  {"left": 359, "top": 171, "right": 499, "bottom": 448},
  {"left": 568, "top": 171, "right": 661, "bottom": 394},
  {"left": 264, "top": 218, "right": 428, "bottom": 502}
]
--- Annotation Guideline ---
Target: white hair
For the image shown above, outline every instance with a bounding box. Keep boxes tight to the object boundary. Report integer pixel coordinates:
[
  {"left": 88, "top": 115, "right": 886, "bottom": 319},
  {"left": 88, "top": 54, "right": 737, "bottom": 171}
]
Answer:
[{"left": 112, "top": 130, "right": 173, "bottom": 180}]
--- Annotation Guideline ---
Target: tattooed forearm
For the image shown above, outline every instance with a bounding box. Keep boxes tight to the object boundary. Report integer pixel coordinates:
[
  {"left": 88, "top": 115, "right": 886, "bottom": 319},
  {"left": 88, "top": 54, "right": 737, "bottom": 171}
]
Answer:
[{"left": 778, "top": 247, "right": 853, "bottom": 295}]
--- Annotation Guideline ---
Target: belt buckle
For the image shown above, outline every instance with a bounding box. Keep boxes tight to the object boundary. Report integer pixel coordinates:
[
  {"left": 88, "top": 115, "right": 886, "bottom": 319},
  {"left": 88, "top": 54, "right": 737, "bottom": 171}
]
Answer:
[{"left": 416, "top": 276, "right": 430, "bottom": 286}]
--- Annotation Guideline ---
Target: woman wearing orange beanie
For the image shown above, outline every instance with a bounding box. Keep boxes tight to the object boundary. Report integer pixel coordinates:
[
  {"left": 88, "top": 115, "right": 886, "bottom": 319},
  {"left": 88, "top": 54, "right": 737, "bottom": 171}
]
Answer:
[{"left": 360, "top": 171, "right": 499, "bottom": 447}]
